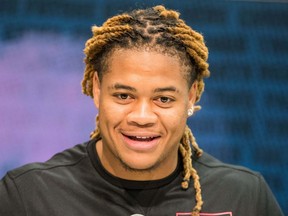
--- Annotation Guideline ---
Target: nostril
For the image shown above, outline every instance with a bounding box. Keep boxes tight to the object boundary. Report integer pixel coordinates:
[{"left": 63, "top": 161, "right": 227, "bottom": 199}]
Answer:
[{"left": 127, "top": 107, "right": 157, "bottom": 126}]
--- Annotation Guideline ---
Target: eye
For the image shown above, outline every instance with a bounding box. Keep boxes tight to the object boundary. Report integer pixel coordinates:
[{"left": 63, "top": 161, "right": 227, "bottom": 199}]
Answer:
[
  {"left": 117, "top": 93, "right": 130, "bottom": 100},
  {"left": 159, "top": 96, "right": 171, "bottom": 103},
  {"left": 154, "top": 96, "right": 175, "bottom": 108},
  {"left": 113, "top": 93, "right": 134, "bottom": 104}
]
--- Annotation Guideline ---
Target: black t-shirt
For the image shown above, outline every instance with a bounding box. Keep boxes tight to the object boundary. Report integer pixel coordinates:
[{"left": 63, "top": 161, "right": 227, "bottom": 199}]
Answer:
[{"left": 0, "top": 139, "right": 284, "bottom": 216}]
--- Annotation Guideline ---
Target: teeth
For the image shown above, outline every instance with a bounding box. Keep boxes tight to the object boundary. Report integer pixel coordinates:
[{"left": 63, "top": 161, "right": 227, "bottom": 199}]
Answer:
[
  {"left": 136, "top": 136, "right": 152, "bottom": 139},
  {"left": 128, "top": 136, "right": 156, "bottom": 141}
]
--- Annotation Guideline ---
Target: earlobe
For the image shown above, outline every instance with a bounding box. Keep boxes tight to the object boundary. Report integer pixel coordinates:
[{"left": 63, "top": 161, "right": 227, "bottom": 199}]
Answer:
[{"left": 92, "top": 72, "right": 101, "bottom": 109}]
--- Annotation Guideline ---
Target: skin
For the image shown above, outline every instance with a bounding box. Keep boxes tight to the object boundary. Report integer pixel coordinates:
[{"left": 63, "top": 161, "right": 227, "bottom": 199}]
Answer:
[{"left": 93, "top": 48, "right": 197, "bottom": 181}]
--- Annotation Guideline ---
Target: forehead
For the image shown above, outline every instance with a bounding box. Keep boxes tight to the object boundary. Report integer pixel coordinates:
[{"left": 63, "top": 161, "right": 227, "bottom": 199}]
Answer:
[
  {"left": 106, "top": 47, "right": 191, "bottom": 75},
  {"left": 100, "top": 48, "right": 190, "bottom": 91},
  {"left": 113, "top": 47, "right": 180, "bottom": 65}
]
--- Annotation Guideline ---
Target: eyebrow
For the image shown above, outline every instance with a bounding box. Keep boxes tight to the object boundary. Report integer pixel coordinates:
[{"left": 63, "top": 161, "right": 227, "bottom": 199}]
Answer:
[
  {"left": 154, "top": 86, "right": 178, "bottom": 93},
  {"left": 110, "top": 83, "right": 136, "bottom": 92},
  {"left": 110, "top": 83, "right": 178, "bottom": 93}
]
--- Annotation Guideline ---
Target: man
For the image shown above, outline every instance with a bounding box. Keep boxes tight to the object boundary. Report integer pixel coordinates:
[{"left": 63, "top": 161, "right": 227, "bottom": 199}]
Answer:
[{"left": 0, "top": 5, "right": 283, "bottom": 216}]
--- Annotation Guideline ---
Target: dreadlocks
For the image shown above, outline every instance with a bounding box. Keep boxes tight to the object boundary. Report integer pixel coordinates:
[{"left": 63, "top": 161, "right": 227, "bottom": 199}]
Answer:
[{"left": 82, "top": 5, "right": 210, "bottom": 215}]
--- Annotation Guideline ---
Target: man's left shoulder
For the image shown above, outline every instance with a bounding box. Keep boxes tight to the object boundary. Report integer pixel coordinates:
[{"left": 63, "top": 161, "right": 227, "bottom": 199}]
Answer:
[{"left": 194, "top": 151, "right": 263, "bottom": 187}]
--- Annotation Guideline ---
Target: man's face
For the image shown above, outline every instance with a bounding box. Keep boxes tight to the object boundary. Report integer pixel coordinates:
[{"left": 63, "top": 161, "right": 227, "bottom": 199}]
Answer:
[{"left": 93, "top": 49, "right": 197, "bottom": 180}]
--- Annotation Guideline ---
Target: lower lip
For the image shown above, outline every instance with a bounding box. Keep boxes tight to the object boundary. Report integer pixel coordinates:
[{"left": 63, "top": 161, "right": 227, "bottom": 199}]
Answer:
[{"left": 122, "top": 135, "right": 160, "bottom": 152}]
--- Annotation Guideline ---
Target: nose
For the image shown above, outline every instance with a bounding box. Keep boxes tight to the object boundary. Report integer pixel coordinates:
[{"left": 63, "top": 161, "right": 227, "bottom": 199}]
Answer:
[{"left": 127, "top": 99, "right": 157, "bottom": 127}]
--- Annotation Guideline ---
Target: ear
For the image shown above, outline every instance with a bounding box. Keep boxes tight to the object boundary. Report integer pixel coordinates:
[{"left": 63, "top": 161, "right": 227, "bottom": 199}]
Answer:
[
  {"left": 188, "top": 81, "right": 198, "bottom": 108},
  {"left": 92, "top": 72, "right": 101, "bottom": 109}
]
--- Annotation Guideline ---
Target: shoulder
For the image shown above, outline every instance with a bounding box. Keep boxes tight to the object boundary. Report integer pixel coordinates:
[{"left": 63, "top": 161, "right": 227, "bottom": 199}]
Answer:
[
  {"left": 194, "top": 151, "right": 263, "bottom": 187},
  {"left": 0, "top": 140, "right": 96, "bottom": 215},
  {"left": 6, "top": 141, "right": 90, "bottom": 181},
  {"left": 193, "top": 151, "right": 284, "bottom": 215}
]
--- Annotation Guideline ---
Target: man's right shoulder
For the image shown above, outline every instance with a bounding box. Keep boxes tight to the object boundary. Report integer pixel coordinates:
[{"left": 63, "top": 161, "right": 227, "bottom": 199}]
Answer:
[{"left": 6, "top": 141, "right": 90, "bottom": 180}]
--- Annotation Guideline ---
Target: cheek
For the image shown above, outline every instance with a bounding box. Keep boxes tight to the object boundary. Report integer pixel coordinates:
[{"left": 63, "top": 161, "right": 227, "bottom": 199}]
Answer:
[
  {"left": 98, "top": 98, "right": 128, "bottom": 127},
  {"left": 158, "top": 107, "right": 188, "bottom": 130}
]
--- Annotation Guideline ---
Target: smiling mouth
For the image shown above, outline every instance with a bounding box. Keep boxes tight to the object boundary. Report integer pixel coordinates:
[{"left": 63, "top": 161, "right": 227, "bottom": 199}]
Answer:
[
  {"left": 121, "top": 131, "right": 161, "bottom": 151},
  {"left": 127, "top": 136, "right": 159, "bottom": 142}
]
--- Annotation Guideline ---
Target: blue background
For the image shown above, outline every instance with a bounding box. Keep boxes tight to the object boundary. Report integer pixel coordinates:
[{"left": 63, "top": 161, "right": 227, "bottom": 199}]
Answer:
[{"left": 0, "top": 0, "right": 287, "bottom": 214}]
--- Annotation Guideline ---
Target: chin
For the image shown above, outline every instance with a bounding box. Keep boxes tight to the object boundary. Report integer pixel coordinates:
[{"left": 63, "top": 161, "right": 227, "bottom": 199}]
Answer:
[{"left": 121, "top": 156, "right": 159, "bottom": 172}]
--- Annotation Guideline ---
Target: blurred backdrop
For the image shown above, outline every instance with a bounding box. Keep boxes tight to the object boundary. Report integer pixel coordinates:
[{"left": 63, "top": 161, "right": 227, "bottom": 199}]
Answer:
[{"left": 0, "top": 0, "right": 287, "bottom": 214}]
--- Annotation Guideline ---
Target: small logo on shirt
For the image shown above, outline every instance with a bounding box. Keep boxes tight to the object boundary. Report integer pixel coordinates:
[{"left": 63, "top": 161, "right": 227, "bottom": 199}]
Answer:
[{"left": 177, "top": 212, "right": 232, "bottom": 216}]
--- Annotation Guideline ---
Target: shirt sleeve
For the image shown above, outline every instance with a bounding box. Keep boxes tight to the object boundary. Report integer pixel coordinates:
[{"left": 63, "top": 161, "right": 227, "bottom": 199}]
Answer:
[
  {"left": 257, "top": 175, "right": 284, "bottom": 216},
  {"left": 0, "top": 174, "right": 26, "bottom": 216}
]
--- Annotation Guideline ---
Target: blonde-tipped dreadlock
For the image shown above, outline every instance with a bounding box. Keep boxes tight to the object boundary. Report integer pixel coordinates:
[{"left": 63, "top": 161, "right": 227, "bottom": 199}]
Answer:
[{"left": 82, "top": 5, "right": 210, "bottom": 215}]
